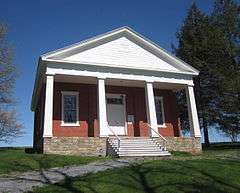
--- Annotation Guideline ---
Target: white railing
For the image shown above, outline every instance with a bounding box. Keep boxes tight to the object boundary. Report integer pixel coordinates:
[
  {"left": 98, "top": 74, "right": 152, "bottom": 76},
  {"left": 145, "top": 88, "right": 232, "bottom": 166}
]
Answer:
[
  {"left": 147, "top": 124, "right": 167, "bottom": 147},
  {"left": 107, "top": 125, "right": 121, "bottom": 150}
]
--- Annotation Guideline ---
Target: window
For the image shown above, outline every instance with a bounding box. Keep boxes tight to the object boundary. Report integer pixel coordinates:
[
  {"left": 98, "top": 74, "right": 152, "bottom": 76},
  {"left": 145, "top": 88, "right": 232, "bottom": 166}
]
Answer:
[
  {"left": 61, "top": 91, "right": 79, "bottom": 126},
  {"left": 154, "top": 97, "right": 165, "bottom": 127},
  {"left": 107, "top": 97, "right": 123, "bottom": 105}
]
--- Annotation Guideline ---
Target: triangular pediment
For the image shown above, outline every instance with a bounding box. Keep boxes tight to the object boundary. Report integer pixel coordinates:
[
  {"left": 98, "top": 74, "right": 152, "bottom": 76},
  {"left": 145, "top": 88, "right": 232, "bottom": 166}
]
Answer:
[
  {"left": 64, "top": 37, "right": 180, "bottom": 72},
  {"left": 42, "top": 27, "right": 199, "bottom": 75}
]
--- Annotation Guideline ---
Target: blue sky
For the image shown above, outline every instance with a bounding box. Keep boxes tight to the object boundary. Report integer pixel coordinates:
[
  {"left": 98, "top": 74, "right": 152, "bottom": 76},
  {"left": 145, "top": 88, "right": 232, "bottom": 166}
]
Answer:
[{"left": 0, "top": 0, "right": 229, "bottom": 146}]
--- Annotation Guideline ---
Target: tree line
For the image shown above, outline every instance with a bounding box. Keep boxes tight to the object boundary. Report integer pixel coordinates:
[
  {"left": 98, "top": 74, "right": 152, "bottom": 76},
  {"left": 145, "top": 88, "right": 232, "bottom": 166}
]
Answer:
[{"left": 174, "top": 0, "right": 240, "bottom": 146}]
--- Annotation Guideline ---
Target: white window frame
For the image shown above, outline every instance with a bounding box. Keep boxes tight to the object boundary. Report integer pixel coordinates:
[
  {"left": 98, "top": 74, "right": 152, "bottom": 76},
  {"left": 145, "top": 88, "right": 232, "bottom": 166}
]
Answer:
[
  {"left": 154, "top": 96, "right": 166, "bottom": 128},
  {"left": 61, "top": 91, "right": 80, "bottom": 126}
]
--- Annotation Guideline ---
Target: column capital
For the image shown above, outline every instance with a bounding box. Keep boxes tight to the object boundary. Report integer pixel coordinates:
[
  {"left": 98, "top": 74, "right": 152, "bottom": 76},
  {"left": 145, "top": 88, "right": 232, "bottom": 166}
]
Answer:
[
  {"left": 186, "top": 84, "right": 194, "bottom": 88},
  {"left": 45, "top": 72, "right": 55, "bottom": 76},
  {"left": 145, "top": 80, "right": 154, "bottom": 84},
  {"left": 97, "top": 75, "right": 107, "bottom": 80}
]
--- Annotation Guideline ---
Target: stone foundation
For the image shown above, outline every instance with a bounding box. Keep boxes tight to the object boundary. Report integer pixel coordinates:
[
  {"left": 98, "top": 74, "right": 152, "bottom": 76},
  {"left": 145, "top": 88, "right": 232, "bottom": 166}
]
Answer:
[
  {"left": 153, "top": 137, "right": 201, "bottom": 154},
  {"left": 43, "top": 136, "right": 202, "bottom": 156},
  {"left": 43, "top": 137, "right": 107, "bottom": 156},
  {"left": 165, "top": 137, "right": 202, "bottom": 154}
]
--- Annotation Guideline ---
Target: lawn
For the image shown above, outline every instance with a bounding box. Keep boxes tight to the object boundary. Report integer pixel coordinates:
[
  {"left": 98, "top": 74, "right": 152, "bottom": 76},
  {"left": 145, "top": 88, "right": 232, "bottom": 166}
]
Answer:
[
  {"left": 31, "top": 144, "right": 240, "bottom": 193},
  {"left": 0, "top": 147, "right": 106, "bottom": 175}
]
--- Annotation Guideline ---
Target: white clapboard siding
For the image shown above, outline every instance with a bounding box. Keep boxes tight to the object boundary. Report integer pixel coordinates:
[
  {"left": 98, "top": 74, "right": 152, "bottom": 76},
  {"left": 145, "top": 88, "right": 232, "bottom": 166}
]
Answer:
[{"left": 64, "top": 37, "right": 180, "bottom": 72}]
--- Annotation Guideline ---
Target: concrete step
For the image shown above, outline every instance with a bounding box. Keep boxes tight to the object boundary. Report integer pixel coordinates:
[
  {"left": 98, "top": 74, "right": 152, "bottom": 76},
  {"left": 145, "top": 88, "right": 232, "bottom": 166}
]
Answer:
[
  {"left": 118, "top": 139, "right": 153, "bottom": 141},
  {"left": 113, "top": 146, "right": 161, "bottom": 149},
  {"left": 119, "top": 147, "right": 166, "bottom": 151},
  {"left": 118, "top": 150, "right": 170, "bottom": 154},
  {"left": 119, "top": 140, "right": 153, "bottom": 142},
  {"left": 119, "top": 149, "right": 165, "bottom": 153},
  {"left": 119, "top": 151, "right": 163, "bottom": 154},
  {"left": 119, "top": 146, "right": 161, "bottom": 150},
  {"left": 118, "top": 143, "right": 156, "bottom": 146},
  {"left": 112, "top": 145, "right": 157, "bottom": 148},
  {"left": 119, "top": 152, "right": 171, "bottom": 157},
  {"left": 108, "top": 138, "right": 170, "bottom": 157},
  {"left": 111, "top": 141, "right": 156, "bottom": 145}
]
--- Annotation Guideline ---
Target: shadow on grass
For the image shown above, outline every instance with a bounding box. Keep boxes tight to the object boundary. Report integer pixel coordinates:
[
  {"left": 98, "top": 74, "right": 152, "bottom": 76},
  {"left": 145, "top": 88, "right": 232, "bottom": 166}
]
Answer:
[
  {"left": 203, "top": 142, "right": 240, "bottom": 151},
  {"left": 170, "top": 151, "right": 193, "bottom": 157},
  {"left": 0, "top": 147, "right": 25, "bottom": 152},
  {"left": 27, "top": 157, "right": 240, "bottom": 193}
]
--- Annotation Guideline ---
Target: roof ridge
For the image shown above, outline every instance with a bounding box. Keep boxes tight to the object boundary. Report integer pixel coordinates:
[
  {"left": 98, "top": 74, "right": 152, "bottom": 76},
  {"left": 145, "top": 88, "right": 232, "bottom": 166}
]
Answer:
[{"left": 41, "top": 26, "right": 132, "bottom": 59}]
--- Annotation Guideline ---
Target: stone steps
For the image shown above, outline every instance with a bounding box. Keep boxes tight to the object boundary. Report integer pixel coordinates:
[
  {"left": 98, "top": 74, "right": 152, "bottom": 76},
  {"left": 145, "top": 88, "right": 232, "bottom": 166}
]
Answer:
[
  {"left": 108, "top": 138, "right": 170, "bottom": 157},
  {"left": 118, "top": 152, "right": 171, "bottom": 157}
]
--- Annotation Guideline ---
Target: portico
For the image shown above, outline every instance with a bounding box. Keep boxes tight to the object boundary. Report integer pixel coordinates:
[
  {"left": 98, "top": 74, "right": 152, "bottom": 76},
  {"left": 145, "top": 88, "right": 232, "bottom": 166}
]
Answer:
[
  {"left": 32, "top": 27, "right": 202, "bottom": 156},
  {"left": 41, "top": 71, "right": 200, "bottom": 137}
]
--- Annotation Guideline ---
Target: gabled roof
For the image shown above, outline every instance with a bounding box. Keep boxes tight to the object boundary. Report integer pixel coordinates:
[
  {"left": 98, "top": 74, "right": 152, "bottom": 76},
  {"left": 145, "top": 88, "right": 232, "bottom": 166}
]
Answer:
[
  {"left": 31, "top": 27, "right": 199, "bottom": 111},
  {"left": 41, "top": 26, "right": 199, "bottom": 75}
]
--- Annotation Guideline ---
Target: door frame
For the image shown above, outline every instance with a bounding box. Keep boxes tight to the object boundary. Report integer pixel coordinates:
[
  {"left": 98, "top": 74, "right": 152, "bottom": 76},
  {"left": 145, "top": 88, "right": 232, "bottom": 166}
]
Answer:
[{"left": 106, "top": 93, "right": 127, "bottom": 135}]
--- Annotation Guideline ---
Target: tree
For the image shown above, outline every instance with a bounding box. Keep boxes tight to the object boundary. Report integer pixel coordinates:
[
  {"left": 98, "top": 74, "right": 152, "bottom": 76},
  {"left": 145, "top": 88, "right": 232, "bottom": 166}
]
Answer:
[
  {"left": 174, "top": 3, "right": 232, "bottom": 146},
  {"left": 0, "top": 24, "right": 23, "bottom": 143},
  {"left": 211, "top": 0, "right": 240, "bottom": 142}
]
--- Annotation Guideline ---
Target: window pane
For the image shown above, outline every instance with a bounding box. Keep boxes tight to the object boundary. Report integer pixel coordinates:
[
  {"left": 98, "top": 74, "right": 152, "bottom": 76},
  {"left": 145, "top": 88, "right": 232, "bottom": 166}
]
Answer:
[
  {"left": 107, "top": 98, "right": 123, "bottom": 104},
  {"left": 156, "top": 112, "right": 163, "bottom": 125},
  {"left": 64, "top": 110, "right": 77, "bottom": 123},
  {"left": 64, "top": 95, "right": 76, "bottom": 110},
  {"left": 63, "top": 95, "right": 77, "bottom": 123},
  {"left": 155, "top": 100, "right": 162, "bottom": 112},
  {"left": 155, "top": 98, "right": 163, "bottom": 125}
]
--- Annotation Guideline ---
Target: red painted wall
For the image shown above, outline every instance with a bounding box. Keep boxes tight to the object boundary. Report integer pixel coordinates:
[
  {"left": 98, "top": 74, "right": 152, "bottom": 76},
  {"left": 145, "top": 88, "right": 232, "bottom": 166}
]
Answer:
[
  {"left": 53, "top": 83, "right": 98, "bottom": 137},
  {"left": 33, "top": 84, "right": 45, "bottom": 151},
  {"left": 36, "top": 82, "right": 181, "bottom": 138},
  {"left": 154, "top": 90, "right": 181, "bottom": 137},
  {"left": 106, "top": 86, "right": 149, "bottom": 137}
]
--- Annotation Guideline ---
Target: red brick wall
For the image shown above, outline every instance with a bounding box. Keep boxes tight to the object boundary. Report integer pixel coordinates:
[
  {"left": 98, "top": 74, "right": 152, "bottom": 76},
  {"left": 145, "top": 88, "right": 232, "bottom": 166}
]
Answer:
[{"left": 45, "top": 82, "right": 180, "bottom": 137}]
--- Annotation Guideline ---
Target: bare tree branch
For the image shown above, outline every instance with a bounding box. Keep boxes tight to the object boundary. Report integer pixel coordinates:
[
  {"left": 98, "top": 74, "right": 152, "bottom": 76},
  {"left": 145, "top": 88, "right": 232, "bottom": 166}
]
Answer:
[{"left": 0, "top": 23, "right": 23, "bottom": 142}]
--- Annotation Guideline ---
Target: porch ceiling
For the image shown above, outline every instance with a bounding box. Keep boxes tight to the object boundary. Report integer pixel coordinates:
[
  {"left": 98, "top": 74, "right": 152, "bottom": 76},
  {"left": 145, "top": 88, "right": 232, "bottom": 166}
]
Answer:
[
  {"left": 54, "top": 75, "right": 97, "bottom": 84},
  {"left": 54, "top": 75, "right": 185, "bottom": 91}
]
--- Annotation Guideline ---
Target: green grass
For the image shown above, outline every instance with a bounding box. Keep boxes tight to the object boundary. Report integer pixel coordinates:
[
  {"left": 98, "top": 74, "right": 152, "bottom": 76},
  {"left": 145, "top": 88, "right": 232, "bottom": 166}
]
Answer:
[
  {"left": 32, "top": 144, "right": 240, "bottom": 193},
  {"left": 0, "top": 147, "right": 106, "bottom": 175}
]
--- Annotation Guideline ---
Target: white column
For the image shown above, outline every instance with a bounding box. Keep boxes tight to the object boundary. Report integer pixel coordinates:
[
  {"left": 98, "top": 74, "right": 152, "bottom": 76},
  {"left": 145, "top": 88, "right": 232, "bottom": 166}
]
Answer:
[
  {"left": 145, "top": 81, "right": 158, "bottom": 137},
  {"left": 98, "top": 78, "right": 109, "bottom": 137},
  {"left": 186, "top": 85, "right": 201, "bottom": 137},
  {"left": 43, "top": 75, "right": 54, "bottom": 137}
]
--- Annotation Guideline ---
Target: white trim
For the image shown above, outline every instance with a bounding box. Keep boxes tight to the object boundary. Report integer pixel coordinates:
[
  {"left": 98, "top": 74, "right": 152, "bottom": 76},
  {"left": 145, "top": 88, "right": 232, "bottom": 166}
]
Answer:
[
  {"left": 186, "top": 85, "right": 201, "bottom": 137},
  {"left": 106, "top": 93, "right": 127, "bottom": 136},
  {"left": 31, "top": 27, "right": 200, "bottom": 112},
  {"left": 46, "top": 66, "right": 195, "bottom": 86},
  {"left": 145, "top": 82, "right": 159, "bottom": 137},
  {"left": 43, "top": 75, "right": 54, "bottom": 137},
  {"left": 61, "top": 91, "right": 80, "bottom": 127},
  {"left": 43, "top": 58, "right": 197, "bottom": 76},
  {"left": 40, "top": 27, "right": 199, "bottom": 74},
  {"left": 41, "top": 27, "right": 129, "bottom": 59},
  {"left": 98, "top": 78, "right": 109, "bottom": 137},
  {"left": 154, "top": 96, "right": 166, "bottom": 128}
]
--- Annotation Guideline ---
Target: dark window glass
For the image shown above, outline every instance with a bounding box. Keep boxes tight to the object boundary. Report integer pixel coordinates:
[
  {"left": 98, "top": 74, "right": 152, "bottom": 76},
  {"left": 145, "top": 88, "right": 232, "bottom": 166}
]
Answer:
[
  {"left": 63, "top": 95, "right": 77, "bottom": 123},
  {"left": 107, "top": 98, "right": 123, "bottom": 104},
  {"left": 155, "top": 98, "right": 163, "bottom": 125}
]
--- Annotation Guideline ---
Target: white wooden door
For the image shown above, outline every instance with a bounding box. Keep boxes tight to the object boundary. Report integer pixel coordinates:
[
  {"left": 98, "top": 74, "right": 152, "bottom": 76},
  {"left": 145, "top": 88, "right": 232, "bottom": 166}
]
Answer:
[{"left": 106, "top": 94, "right": 126, "bottom": 135}]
